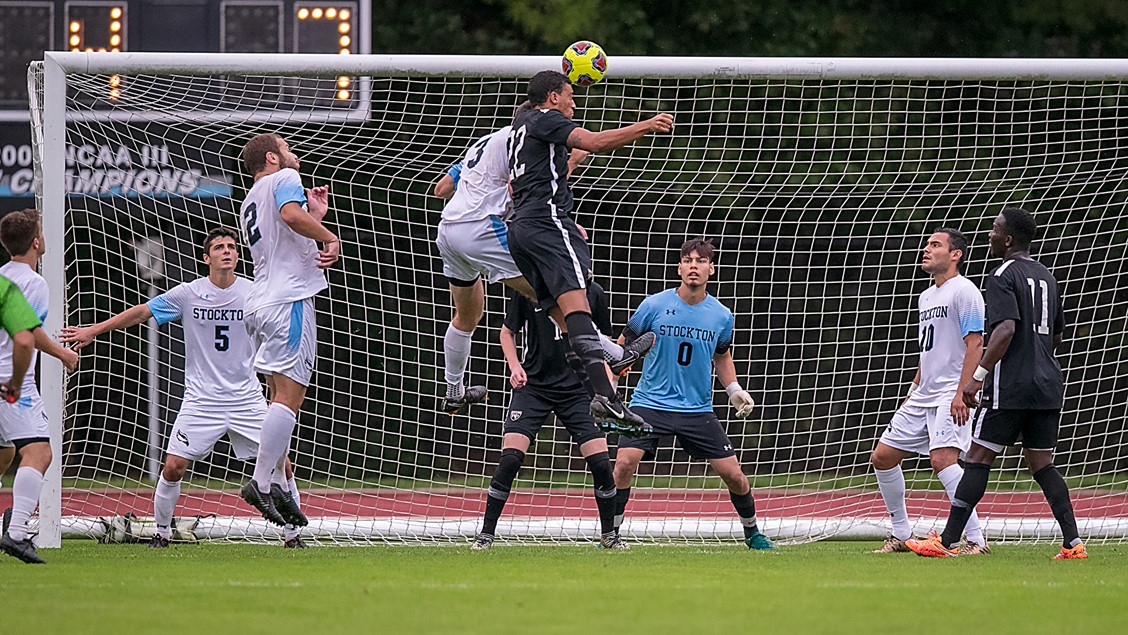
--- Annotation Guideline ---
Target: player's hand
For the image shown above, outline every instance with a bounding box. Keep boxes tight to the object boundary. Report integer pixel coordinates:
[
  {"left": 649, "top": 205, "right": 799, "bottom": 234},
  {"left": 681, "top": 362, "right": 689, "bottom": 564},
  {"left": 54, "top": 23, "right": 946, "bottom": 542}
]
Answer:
[
  {"left": 59, "top": 347, "right": 79, "bottom": 373},
  {"left": 307, "top": 185, "right": 329, "bottom": 221},
  {"left": 950, "top": 394, "right": 970, "bottom": 426},
  {"left": 509, "top": 366, "right": 527, "bottom": 389},
  {"left": 962, "top": 379, "right": 982, "bottom": 409},
  {"left": 728, "top": 389, "right": 755, "bottom": 418},
  {"left": 0, "top": 379, "right": 20, "bottom": 403},
  {"left": 317, "top": 238, "right": 340, "bottom": 269},
  {"left": 646, "top": 113, "right": 674, "bottom": 134},
  {"left": 59, "top": 326, "right": 95, "bottom": 351}
]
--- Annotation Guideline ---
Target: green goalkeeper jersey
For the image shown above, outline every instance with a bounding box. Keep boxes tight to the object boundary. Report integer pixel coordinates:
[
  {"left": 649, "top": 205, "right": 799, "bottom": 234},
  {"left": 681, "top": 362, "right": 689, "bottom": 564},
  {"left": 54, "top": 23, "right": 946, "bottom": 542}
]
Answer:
[{"left": 0, "top": 275, "right": 41, "bottom": 336}]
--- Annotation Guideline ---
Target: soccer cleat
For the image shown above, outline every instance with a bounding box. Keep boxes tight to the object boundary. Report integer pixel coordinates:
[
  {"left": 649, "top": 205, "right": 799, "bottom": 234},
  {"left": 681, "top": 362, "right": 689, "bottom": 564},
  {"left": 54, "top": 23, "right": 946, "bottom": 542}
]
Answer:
[
  {"left": 148, "top": 534, "right": 170, "bottom": 549},
  {"left": 958, "top": 541, "right": 991, "bottom": 556},
  {"left": 240, "top": 481, "right": 287, "bottom": 526},
  {"left": 443, "top": 385, "right": 488, "bottom": 416},
  {"left": 745, "top": 532, "right": 776, "bottom": 550},
  {"left": 872, "top": 535, "right": 913, "bottom": 553},
  {"left": 1, "top": 507, "right": 9, "bottom": 535},
  {"left": 1052, "top": 543, "right": 1087, "bottom": 560},
  {"left": 591, "top": 394, "right": 653, "bottom": 438},
  {"left": 609, "top": 332, "right": 657, "bottom": 376},
  {"left": 1, "top": 533, "right": 45, "bottom": 564},
  {"left": 270, "top": 483, "right": 308, "bottom": 527},
  {"left": 598, "top": 532, "right": 630, "bottom": 550},
  {"left": 471, "top": 533, "right": 494, "bottom": 551},
  {"left": 284, "top": 536, "right": 309, "bottom": 549},
  {"left": 905, "top": 531, "right": 959, "bottom": 558}
]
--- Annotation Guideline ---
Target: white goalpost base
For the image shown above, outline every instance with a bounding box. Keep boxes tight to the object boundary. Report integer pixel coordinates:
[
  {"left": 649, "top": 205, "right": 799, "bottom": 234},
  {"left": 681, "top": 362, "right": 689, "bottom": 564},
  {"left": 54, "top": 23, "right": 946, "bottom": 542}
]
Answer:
[{"left": 28, "top": 53, "right": 1128, "bottom": 546}]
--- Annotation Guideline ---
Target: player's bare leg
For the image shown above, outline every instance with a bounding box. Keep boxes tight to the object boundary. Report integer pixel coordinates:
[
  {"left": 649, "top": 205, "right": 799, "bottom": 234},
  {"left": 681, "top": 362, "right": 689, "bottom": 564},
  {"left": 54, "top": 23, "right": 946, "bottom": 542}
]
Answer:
[
  {"left": 443, "top": 280, "right": 488, "bottom": 415},
  {"left": 710, "top": 456, "right": 773, "bottom": 550}
]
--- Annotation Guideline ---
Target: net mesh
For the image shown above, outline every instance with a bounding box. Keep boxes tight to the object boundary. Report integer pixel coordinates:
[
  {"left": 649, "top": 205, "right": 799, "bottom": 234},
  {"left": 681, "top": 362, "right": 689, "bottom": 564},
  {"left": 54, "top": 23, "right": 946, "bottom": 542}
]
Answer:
[{"left": 32, "top": 61, "right": 1128, "bottom": 544}]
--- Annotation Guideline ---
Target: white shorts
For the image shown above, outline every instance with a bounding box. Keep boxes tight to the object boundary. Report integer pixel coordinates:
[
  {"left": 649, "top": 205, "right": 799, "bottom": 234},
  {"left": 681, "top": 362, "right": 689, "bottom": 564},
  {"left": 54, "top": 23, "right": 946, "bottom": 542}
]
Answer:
[
  {"left": 0, "top": 393, "right": 48, "bottom": 444},
  {"left": 166, "top": 403, "right": 269, "bottom": 461},
  {"left": 879, "top": 403, "right": 972, "bottom": 455},
  {"left": 435, "top": 215, "right": 523, "bottom": 284},
  {"left": 245, "top": 298, "right": 317, "bottom": 387}
]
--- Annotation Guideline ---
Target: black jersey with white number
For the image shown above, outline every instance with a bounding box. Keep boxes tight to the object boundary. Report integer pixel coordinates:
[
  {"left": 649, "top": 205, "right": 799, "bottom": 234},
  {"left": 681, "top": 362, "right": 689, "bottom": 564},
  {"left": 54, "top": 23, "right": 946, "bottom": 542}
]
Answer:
[
  {"left": 981, "top": 257, "right": 1065, "bottom": 410},
  {"left": 503, "top": 281, "right": 611, "bottom": 396},
  {"left": 508, "top": 108, "right": 579, "bottom": 220}
]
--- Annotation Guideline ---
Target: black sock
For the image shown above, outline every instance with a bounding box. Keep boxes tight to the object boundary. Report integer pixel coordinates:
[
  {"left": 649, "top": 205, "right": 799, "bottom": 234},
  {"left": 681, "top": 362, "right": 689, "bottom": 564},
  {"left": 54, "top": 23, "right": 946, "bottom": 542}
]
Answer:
[
  {"left": 563, "top": 347, "right": 596, "bottom": 399},
  {"left": 613, "top": 487, "right": 631, "bottom": 535},
  {"left": 730, "top": 489, "right": 759, "bottom": 538},
  {"left": 480, "top": 448, "right": 524, "bottom": 537},
  {"left": 564, "top": 312, "right": 615, "bottom": 400},
  {"left": 585, "top": 452, "right": 617, "bottom": 535},
  {"left": 940, "top": 462, "right": 990, "bottom": 548},
  {"left": 1033, "top": 464, "right": 1082, "bottom": 548}
]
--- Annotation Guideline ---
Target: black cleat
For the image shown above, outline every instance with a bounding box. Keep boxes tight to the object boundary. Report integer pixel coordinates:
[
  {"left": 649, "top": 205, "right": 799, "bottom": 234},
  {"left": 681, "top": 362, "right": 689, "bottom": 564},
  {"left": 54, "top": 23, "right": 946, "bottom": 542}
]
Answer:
[
  {"left": 471, "top": 533, "right": 494, "bottom": 551},
  {"left": 1, "top": 533, "right": 45, "bottom": 564},
  {"left": 284, "top": 536, "right": 309, "bottom": 549},
  {"left": 591, "top": 394, "right": 653, "bottom": 438},
  {"left": 271, "top": 483, "right": 308, "bottom": 527},
  {"left": 240, "top": 481, "right": 287, "bottom": 526},
  {"left": 443, "top": 385, "right": 488, "bottom": 416},
  {"left": 610, "top": 332, "right": 656, "bottom": 376},
  {"left": 1, "top": 507, "right": 9, "bottom": 535},
  {"left": 148, "top": 534, "right": 170, "bottom": 549}
]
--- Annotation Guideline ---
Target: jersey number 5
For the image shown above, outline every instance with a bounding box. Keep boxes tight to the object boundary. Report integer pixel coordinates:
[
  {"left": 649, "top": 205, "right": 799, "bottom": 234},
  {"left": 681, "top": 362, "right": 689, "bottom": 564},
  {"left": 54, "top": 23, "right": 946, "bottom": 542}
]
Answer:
[
  {"left": 243, "top": 202, "right": 263, "bottom": 246},
  {"left": 214, "top": 325, "right": 230, "bottom": 352}
]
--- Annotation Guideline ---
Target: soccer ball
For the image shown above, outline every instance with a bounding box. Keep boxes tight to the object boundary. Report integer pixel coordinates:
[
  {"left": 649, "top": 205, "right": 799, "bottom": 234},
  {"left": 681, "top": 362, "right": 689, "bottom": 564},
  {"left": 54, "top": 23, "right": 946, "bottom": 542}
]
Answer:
[{"left": 562, "top": 41, "right": 608, "bottom": 87}]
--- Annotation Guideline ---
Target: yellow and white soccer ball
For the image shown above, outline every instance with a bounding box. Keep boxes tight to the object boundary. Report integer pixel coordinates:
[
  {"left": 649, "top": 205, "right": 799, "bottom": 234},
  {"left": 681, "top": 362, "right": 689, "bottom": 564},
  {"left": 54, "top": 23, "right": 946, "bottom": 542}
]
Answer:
[{"left": 562, "top": 41, "right": 608, "bottom": 86}]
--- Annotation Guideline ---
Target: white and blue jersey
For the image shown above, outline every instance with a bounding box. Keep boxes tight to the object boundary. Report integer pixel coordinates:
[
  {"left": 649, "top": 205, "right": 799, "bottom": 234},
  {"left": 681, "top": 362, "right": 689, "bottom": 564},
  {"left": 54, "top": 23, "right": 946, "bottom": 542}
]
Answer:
[
  {"left": 625, "top": 289, "right": 735, "bottom": 413},
  {"left": 908, "top": 274, "right": 985, "bottom": 407}
]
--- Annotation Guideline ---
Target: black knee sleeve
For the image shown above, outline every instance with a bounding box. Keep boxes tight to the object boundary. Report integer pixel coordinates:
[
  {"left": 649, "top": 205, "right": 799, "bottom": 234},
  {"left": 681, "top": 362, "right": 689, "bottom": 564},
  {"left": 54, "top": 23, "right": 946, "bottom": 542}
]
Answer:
[
  {"left": 585, "top": 451, "right": 616, "bottom": 496},
  {"left": 489, "top": 448, "right": 525, "bottom": 500},
  {"left": 565, "top": 312, "right": 614, "bottom": 398}
]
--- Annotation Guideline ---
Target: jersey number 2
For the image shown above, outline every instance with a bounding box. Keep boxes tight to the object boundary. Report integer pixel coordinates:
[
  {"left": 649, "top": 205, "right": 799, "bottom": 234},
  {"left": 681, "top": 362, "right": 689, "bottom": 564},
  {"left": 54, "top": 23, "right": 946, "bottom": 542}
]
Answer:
[{"left": 243, "top": 202, "right": 263, "bottom": 246}]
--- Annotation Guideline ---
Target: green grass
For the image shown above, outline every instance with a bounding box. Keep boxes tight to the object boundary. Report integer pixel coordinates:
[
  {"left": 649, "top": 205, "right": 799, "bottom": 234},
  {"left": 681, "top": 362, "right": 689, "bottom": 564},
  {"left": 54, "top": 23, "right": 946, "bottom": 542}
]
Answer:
[{"left": 2, "top": 541, "right": 1126, "bottom": 634}]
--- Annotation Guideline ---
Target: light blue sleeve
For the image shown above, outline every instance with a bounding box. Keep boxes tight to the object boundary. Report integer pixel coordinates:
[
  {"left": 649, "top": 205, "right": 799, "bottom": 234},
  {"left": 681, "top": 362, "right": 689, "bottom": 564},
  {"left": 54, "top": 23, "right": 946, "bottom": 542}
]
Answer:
[
  {"left": 447, "top": 162, "right": 463, "bottom": 190},
  {"left": 958, "top": 285, "right": 985, "bottom": 337},
  {"left": 625, "top": 294, "right": 659, "bottom": 338},
  {"left": 146, "top": 282, "right": 188, "bottom": 325},
  {"left": 273, "top": 168, "right": 307, "bottom": 208}
]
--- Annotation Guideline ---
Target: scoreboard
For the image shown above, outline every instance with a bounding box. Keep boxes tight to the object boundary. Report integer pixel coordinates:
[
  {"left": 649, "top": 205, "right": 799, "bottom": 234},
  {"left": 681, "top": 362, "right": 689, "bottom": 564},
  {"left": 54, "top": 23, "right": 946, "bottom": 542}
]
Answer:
[{"left": 0, "top": 0, "right": 371, "bottom": 108}]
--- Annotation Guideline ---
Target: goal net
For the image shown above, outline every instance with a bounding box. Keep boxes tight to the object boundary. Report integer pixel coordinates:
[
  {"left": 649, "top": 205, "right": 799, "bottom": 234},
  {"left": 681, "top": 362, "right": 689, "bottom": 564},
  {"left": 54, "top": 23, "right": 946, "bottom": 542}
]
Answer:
[{"left": 28, "top": 53, "right": 1128, "bottom": 546}]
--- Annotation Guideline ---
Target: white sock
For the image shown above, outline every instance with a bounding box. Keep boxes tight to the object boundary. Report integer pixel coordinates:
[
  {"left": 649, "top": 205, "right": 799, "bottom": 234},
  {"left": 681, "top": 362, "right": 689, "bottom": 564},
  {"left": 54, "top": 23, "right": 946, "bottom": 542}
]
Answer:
[
  {"left": 444, "top": 324, "right": 474, "bottom": 392},
  {"left": 284, "top": 476, "right": 303, "bottom": 541},
  {"left": 252, "top": 403, "right": 297, "bottom": 493},
  {"left": 8, "top": 466, "right": 44, "bottom": 542},
  {"left": 153, "top": 476, "right": 180, "bottom": 539},
  {"left": 875, "top": 465, "right": 911, "bottom": 540},
  {"left": 600, "top": 333, "right": 623, "bottom": 361},
  {"left": 938, "top": 464, "right": 985, "bottom": 545}
]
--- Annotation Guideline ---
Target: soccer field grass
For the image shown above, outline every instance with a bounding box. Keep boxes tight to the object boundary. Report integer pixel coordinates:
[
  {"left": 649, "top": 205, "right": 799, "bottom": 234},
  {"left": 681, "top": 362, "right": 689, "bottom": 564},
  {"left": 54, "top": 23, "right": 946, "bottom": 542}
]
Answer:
[{"left": 3, "top": 541, "right": 1125, "bottom": 634}]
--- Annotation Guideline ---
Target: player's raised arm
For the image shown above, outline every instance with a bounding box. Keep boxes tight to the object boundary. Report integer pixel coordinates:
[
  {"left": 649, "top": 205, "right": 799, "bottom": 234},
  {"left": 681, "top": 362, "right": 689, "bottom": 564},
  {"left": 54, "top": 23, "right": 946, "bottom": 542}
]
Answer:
[
  {"left": 279, "top": 197, "right": 339, "bottom": 269},
  {"left": 566, "top": 114, "right": 674, "bottom": 154},
  {"left": 434, "top": 163, "right": 461, "bottom": 200},
  {"left": 60, "top": 303, "right": 154, "bottom": 351}
]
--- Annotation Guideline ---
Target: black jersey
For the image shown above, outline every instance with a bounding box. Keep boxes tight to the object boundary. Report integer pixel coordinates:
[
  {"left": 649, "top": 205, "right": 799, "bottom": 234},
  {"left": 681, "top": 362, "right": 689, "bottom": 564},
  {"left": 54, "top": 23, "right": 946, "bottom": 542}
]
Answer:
[
  {"left": 503, "top": 281, "right": 612, "bottom": 395},
  {"left": 508, "top": 108, "right": 579, "bottom": 220},
  {"left": 981, "top": 257, "right": 1065, "bottom": 410}
]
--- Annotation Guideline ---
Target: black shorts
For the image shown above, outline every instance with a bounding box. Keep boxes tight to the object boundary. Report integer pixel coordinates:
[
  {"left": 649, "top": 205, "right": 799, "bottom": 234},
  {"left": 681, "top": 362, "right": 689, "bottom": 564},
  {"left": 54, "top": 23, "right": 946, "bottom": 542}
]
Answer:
[
  {"left": 972, "top": 408, "right": 1060, "bottom": 451},
  {"left": 508, "top": 216, "right": 590, "bottom": 306},
  {"left": 616, "top": 406, "right": 736, "bottom": 460},
  {"left": 504, "top": 386, "right": 603, "bottom": 446}
]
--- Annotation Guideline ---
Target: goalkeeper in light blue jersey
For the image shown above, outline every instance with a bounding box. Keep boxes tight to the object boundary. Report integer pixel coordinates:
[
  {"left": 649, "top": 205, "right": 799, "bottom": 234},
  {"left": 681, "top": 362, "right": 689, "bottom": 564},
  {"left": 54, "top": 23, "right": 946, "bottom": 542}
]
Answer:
[{"left": 610, "top": 238, "right": 774, "bottom": 550}]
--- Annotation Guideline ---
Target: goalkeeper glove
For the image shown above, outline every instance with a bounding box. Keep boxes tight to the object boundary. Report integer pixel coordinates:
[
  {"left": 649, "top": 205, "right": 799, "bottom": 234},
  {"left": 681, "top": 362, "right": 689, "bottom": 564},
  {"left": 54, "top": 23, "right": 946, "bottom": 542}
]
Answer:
[{"left": 725, "top": 382, "right": 755, "bottom": 418}]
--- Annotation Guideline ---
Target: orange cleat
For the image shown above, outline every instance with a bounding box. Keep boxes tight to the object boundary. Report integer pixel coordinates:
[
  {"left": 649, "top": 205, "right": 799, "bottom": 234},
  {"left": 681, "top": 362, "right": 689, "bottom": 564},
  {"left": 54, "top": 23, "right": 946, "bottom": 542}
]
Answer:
[
  {"left": 905, "top": 531, "right": 959, "bottom": 558},
  {"left": 1052, "top": 543, "right": 1088, "bottom": 560}
]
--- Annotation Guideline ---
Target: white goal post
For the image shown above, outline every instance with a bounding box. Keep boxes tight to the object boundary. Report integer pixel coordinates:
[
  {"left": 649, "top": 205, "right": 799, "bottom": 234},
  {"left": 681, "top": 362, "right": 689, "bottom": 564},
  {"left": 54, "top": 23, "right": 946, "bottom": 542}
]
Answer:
[{"left": 29, "top": 52, "right": 1128, "bottom": 547}]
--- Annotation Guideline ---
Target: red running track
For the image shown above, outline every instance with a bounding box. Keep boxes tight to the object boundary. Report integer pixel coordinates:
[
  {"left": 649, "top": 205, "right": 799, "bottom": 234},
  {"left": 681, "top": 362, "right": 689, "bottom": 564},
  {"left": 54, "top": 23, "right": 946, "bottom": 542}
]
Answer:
[{"left": 3, "top": 488, "right": 1127, "bottom": 518}]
